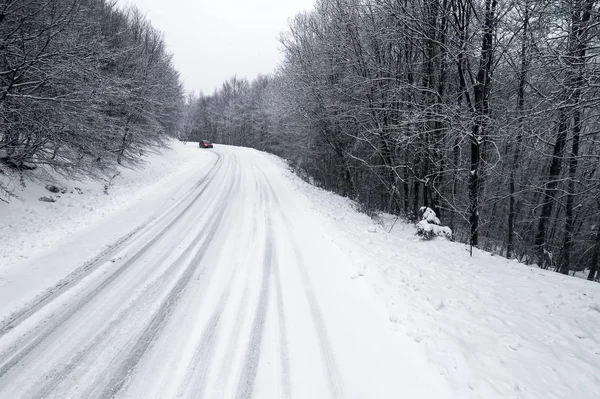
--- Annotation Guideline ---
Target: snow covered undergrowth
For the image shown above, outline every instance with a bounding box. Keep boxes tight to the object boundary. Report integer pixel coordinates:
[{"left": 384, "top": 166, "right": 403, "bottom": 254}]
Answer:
[
  {"left": 271, "top": 156, "right": 600, "bottom": 399},
  {"left": 0, "top": 141, "right": 215, "bottom": 318}
]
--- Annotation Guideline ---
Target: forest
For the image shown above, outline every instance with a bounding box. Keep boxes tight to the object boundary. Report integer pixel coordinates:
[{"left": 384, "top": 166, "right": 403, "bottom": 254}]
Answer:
[
  {"left": 1, "top": 0, "right": 599, "bottom": 279},
  {"left": 183, "top": 0, "right": 600, "bottom": 279},
  {"left": 0, "top": 0, "right": 184, "bottom": 199}
]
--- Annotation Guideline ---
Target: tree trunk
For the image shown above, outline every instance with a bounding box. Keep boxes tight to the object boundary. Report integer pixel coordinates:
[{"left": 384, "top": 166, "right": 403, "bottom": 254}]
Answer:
[
  {"left": 536, "top": 0, "right": 594, "bottom": 269},
  {"left": 559, "top": 0, "right": 593, "bottom": 274},
  {"left": 469, "top": 0, "right": 498, "bottom": 249},
  {"left": 507, "top": 0, "right": 529, "bottom": 259},
  {"left": 534, "top": 111, "right": 569, "bottom": 266},
  {"left": 559, "top": 108, "right": 581, "bottom": 274},
  {"left": 588, "top": 219, "right": 600, "bottom": 281}
]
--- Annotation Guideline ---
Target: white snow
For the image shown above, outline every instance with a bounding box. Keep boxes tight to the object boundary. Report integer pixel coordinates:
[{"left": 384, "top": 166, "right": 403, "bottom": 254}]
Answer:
[
  {"left": 416, "top": 219, "right": 453, "bottom": 239},
  {"left": 420, "top": 206, "right": 441, "bottom": 225},
  {"left": 0, "top": 143, "right": 599, "bottom": 399},
  {"left": 0, "top": 140, "right": 215, "bottom": 318},
  {"left": 276, "top": 157, "right": 600, "bottom": 399},
  {"left": 416, "top": 206, "right": 452, "bottom": 239}
]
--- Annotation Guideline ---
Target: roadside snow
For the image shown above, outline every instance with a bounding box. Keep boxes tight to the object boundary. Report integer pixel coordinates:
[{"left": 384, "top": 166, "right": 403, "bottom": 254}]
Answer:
[
  {"left": 266, "top": 155, "right": 600, "bottom": 399},
  {"left": 0, "top": 141, "right": 215, "bottom": 319}
]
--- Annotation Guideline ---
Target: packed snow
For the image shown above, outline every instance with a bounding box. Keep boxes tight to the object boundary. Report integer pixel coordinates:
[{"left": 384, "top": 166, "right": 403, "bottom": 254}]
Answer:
[{"left": 0, "top": 142, "right": 598, "bottom": 398}]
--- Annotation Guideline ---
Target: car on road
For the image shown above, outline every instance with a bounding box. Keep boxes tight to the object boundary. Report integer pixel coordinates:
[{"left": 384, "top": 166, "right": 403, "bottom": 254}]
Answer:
[{"left": 199, "top": 140, "right": 213, "bottom": 148}]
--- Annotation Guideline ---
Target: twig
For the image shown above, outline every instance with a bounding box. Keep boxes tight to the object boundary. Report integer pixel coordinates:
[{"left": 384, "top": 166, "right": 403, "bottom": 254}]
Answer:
[{"left": 388, "top": 214, "right": 401, "bottom": 233}]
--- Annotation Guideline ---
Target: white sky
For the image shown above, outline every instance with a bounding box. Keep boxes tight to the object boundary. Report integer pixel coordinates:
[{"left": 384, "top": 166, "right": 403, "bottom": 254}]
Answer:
[{"left": 118, "top": 0, "right": 316, "bottom": 95}]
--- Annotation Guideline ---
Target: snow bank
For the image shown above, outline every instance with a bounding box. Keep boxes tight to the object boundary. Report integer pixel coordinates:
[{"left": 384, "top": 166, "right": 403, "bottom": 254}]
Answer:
[
  {"left": 0, "top": 141, "right": 201, "bottom": 267},
  {"left": 0, "top": 141, "right": 215, "bottom": 317},
  {"left": 269, "top": 156, "right": 600, "bottom": 399}
]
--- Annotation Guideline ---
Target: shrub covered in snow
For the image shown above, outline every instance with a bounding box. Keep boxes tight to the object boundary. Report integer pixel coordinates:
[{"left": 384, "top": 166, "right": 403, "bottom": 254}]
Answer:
[{"left": 415, "top": 207, "right": 452, "bottom": 240}]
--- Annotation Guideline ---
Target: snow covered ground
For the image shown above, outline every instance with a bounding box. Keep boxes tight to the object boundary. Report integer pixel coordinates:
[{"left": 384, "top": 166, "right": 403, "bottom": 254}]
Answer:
[
  {"left": 1, "top": 141, "right": 211, "bottom": 269},
  {"left": 0, "top": 142, "right": 598, "bottom": 398},
  {"left": 276, "top": 157, "right": 600, "bottom": 399},
  {"left": 0, "top": 141, "right": 214, "bottom": 319}
]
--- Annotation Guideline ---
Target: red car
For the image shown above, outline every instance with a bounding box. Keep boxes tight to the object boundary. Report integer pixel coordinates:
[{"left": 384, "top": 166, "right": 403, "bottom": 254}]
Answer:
[{"left": 199, "top": 140, "right": 213, "bottom": 148}]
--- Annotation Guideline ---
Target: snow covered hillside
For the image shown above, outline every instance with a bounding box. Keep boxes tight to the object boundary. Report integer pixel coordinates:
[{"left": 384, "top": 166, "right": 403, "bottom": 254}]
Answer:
[
  {"left": 1, "top": 141, "right": 212, "bottom": 267},
  {"left": 0, "top": 141, "right": 213, "bottom": 317},
  {"left": 0, "top": 143, "right": 598, "bottom": 398},
  {"left": 276, "top": 156, "right": 600, "bottom": 399}
]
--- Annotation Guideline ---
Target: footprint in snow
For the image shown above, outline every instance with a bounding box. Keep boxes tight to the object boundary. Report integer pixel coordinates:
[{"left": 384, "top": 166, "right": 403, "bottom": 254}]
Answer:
[
  {"left": 432, "top": 299, "right": 444, "bottom": 311},
  {"left": 350, "top": 267, "right": 366, "bottom": 279}
]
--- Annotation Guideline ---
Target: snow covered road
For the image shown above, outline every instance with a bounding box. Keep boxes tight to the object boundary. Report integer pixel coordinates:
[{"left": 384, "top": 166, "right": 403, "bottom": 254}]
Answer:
[{"left": 0, "top": 145, "right": 449, "bottom": 398}]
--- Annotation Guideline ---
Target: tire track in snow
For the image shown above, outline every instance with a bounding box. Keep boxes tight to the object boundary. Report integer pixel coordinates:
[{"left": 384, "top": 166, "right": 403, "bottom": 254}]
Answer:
[
  {"left": 234, "top": 183, "right": 276, "bottom": 399},
  {"left": 210, "top": 166, "right": 264, "bottom": 398},
  {"left": 256, "top": 167, "right": 292, "bottom": 399},
  {"left": 263, "top": 176, "right": 344, "bottom": 399},
  {"left": 94, "top": 222, "right": 222, "bottom": 399},
  {"left": 173, "top": 155, "right": 249, "bottom": 399},
  {"left": 25, "top": 191, "right": 231, "bottom": 399},
  {"left": 181, "top": 285, "right": 233, "bottom": 398},
  {"left": 0, "top": 153, "right": 223, "bottom": 339},
  {"left": 0, "top": 154, "right": 226, "bottom": 382},
  {"left": 272, "top": 253, "right": 292, "bottom": 399},
  {"left": 211, "top": 280, "right": 251, "bottom": 398},
  {"left": 91, "top": 155, "right": 242, "bottom": 399}
]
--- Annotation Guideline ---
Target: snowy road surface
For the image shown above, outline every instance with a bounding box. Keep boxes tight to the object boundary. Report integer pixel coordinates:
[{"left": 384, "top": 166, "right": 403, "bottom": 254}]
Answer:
[{"left": 0, "top": 145, "right": 450, "bottom": 398}]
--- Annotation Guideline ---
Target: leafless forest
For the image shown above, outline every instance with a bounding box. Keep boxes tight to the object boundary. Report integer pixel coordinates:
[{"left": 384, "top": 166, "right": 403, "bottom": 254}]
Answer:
[
  {"left": 0, "top": 0, "right": 184, "bottom": 197},
  {"left": 183, "top": 0, "right": 600, "bottom": 278},
  {"left": 1, "top": 0, "right": 599, "bottom": 278}
]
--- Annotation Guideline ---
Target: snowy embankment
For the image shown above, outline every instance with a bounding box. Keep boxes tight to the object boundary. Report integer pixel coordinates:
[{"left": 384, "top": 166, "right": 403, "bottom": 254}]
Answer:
[
  {"left": 0, "top": 141, "right": 214, "bottom": 318},
  {"left": 270, "top": 155, "right": 600, "bottom": 399}
]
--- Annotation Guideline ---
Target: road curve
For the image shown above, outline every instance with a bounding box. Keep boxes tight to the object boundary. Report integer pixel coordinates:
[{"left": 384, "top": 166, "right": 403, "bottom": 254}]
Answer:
[{"left": 0, "top": 145, "right": 444, "bottom": 399}]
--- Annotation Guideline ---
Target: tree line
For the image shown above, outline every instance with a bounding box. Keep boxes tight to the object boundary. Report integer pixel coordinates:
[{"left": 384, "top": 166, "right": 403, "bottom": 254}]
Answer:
[
  {"left": 0, "top": 0, "right": 184, "bottom": 200},
  {"left": 185, "top": 0, "right": 600, "bottom": 279}
]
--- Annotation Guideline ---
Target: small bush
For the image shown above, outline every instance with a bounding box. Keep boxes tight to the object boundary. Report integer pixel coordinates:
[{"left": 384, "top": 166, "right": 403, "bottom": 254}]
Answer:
[{"left": 416, "top": 207, "right": 452, "bottom": 240}]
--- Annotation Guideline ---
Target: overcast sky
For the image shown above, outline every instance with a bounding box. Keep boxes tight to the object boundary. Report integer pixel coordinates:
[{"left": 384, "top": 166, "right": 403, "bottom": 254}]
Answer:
[{"left": 118, "top": 0, "right": 316, "bottom": 95}]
